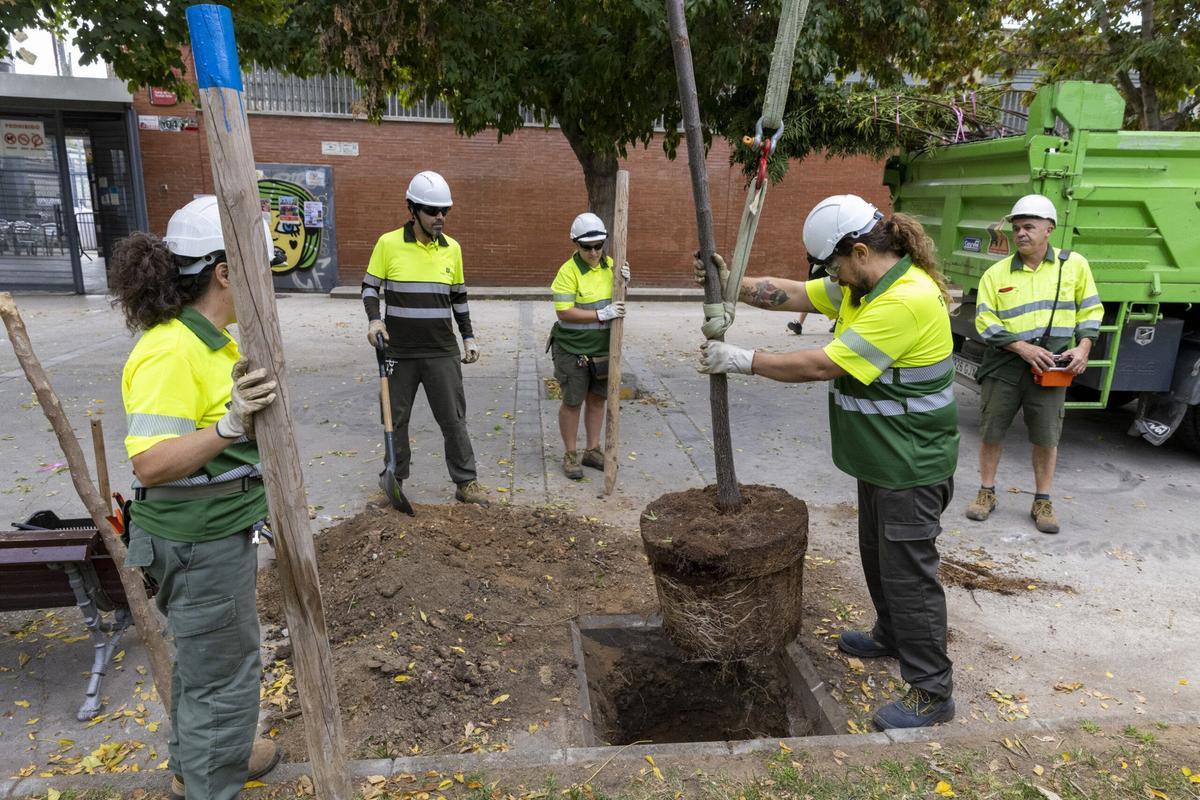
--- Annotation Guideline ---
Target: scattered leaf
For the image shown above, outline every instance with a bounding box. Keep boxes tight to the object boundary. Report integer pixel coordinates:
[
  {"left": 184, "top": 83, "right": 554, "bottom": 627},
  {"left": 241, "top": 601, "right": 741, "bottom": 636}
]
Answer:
[
  {"left": 491, "top": 694, "right": 510, "bottom": 705},
  {"left": 934, "top": 779, "right": 956, "bottom": 797}
]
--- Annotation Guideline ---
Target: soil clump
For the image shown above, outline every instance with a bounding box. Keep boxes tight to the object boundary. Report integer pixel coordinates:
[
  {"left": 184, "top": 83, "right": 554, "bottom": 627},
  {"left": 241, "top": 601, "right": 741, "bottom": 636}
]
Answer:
[
  {"left": 940, "top": 557, "right": 1075, "bottom": 595},
  {"left": 640, "top": 484, "right": 808, "bottom": 660}
]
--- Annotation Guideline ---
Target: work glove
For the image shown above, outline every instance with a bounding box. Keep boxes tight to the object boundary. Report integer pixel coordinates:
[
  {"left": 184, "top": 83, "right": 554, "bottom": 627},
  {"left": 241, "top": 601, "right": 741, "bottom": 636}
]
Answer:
[
  {"left": 597, "top": 302, "right": 626, "bottom": 322},
  {"left": 692, "top": 252, "right": 730, "bottom": 291},
  {"left": 697, "top": 341, "right": 754, "bottom": 375},
  {"left": 216, "top": 359, "right": 278, "bottom": 440},
  {"left": 367, "top": 319, "right": 388, "bottom": 348},
  {"left": 461, "top": 337, "right": 480, "bottom": 364},
  {"left": 621, "top": 262, "right": 631, "bottom": 285}
]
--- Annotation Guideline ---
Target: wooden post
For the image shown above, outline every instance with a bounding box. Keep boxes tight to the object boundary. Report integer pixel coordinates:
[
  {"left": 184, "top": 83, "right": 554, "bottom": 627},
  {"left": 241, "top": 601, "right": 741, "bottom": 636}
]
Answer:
[
  {"left": 665, "top": 0, "right": 742, "bottom": 511},
  {"left": 0, "top": 292, "right": 175, "bottom": 717},
  {"left": 603, "top": 170, "right": 630, "bottom": 496},
  {"left": 185, "top": 7, "right": 352, "bottom": 798},
  {"left": 90, "top": 417, "right": 111, "bottom": 507}
]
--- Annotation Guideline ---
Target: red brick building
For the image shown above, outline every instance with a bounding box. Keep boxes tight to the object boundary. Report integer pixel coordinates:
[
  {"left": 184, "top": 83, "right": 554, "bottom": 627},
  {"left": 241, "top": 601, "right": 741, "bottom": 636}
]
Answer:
[{"left": 133, "top": 74, "right": 890, "bottom": 290}]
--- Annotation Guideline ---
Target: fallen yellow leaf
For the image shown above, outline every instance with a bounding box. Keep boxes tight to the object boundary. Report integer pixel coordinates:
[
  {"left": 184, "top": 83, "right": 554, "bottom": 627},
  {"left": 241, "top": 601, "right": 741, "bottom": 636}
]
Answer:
[
  {"left": 244, "top": 780, "right": 266, "bottom": 788},
  {"left": 394, "top": 675, "right": 411, "bottom": 683},
  {"left": 1180, "top": 679, "right": 1189, "bottom": 686},
  {"left": 1033, "top": 765, "right": 1045, "bottom": 776},
  {"left": 48, "top": 789, "right": 61, "bottom": 800},
  {"left": 491, "top": 694, "right": 510, "bottom": 705},
  {"left": 846, "top": 657, "right": 865, "bottom": 673},
  {"left": 14, "top": 700, "right": 30, "bottom": 708},
  {"left": 934, "top": 779, "right": 956, "bottom": 797}
]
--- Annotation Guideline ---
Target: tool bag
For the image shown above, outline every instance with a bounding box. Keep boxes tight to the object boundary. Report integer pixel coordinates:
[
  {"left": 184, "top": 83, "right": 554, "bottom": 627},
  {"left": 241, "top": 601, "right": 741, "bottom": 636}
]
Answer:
[{"left": 1032, "top": 249, "right": 1074, "bottom": 387}]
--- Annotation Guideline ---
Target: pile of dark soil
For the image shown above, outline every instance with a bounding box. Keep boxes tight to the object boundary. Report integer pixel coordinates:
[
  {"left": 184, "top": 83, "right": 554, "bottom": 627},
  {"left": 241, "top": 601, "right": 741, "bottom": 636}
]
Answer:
[{"left": 258, "top": 503, "right": 655, "bottom": 758}]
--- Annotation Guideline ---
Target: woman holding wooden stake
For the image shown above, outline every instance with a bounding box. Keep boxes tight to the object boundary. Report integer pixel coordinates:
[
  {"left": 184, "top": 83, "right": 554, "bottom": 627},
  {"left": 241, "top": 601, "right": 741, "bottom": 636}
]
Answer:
[
  {"left": 549, "top": 212, "right": 630, "bottom": 479},
  {"left": 111, "top": 196, "right": 282, "bottom": 800}
]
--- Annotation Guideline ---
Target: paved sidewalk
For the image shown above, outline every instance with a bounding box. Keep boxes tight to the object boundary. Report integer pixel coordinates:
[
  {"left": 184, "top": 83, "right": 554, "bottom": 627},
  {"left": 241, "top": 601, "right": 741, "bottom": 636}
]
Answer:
[{"left": 1, "top": 295, "right": 1196, "bottom": 778}]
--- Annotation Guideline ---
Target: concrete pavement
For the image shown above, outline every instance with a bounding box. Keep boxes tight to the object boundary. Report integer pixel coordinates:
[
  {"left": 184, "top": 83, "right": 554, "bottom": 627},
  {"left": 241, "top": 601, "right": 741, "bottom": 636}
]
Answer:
[{"left": 0, "top": 294, "right": 1195, "bottom": 778}]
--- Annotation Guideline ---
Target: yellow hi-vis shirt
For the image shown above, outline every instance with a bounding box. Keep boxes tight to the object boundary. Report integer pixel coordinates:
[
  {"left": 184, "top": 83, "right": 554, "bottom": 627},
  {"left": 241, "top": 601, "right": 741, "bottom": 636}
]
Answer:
[
  {"left": 805, "top": 257, "right": 959, "bottom": 489},
  {"left": 975, "top": 246, "right": 1103, "bottom": 383},
  {"left": 550, "top": 253, "right": 615, "bottom": 356},
  {"left": 121, "top": 307, "right": 266, "bottom": 542}
]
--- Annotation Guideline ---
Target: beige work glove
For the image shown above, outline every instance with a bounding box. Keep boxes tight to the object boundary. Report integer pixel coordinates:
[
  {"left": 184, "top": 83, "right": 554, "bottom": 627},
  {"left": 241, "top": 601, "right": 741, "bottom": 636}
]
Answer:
[
  {"left": 461, "top": 337, "right": 480, "bottom": 364},
  {"left": 367, "top": 319, "right": 388, "bottom": 348},
  {"left": 597, "top": 302, "right": 626, "bottom": 322},
  {"left": 692, "top": 251, "right": 730, "bottom": 291},
  {"left": 698, "top": 341, "right": 755, "bottom": 375},
  {"left": 216, "top": 359, "right": 278, "bottom": 440}
]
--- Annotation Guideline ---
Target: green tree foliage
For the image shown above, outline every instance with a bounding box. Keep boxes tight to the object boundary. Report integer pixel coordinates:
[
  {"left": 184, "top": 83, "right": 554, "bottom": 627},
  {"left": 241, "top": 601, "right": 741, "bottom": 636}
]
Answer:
[
  {"left": 943, "top": 1, "right": 1200, "bottom": 131},
  {"left": 3, "top": 0, "right": 999, "bottom": 225}
]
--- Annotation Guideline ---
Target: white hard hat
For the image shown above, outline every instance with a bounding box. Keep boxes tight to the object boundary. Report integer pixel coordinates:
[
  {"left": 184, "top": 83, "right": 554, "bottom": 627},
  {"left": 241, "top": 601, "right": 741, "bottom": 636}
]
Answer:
[
  {"left": 406, "top": 170, "right": 453, "bottom": 207},
  {"left": 570, "top": 212, "right": 607, "bottom": 243},
  {"left": 164, "top": 195, "right": 275, "bottom": 275},
  {"left": 1006, "top": 194, "right": 1057, "bottom": 224},
  {"left": 802, "top": 194, "right": 884, "bottom": 263}
]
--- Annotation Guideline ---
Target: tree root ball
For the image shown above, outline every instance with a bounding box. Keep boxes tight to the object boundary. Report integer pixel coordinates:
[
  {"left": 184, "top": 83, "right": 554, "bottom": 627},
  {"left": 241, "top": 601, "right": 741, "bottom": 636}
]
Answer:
[{"left": 640, "top": 484, "right": 808, "bottom": 661}]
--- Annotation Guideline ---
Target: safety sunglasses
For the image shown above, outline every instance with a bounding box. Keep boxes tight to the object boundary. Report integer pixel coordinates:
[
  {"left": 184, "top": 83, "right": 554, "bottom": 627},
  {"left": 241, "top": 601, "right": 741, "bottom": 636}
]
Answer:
[
  {"left": 416, "top": 204, "right": 451, "bottom": 217},
  {"left": 576, "top": 241, "right": 606, "bottom": 252}
]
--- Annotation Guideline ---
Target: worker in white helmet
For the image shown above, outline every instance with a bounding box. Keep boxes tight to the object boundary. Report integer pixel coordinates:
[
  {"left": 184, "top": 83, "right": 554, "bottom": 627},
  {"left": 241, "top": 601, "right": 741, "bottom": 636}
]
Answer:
[
  {"left": 965, "top": 193, "right": 1102, "bottom": 533},
  {"left": 361, "top": 170, "right": 489, "bottom": 506},
  {"left": 695, "top": 194, "right": 959, "bottom": 730},
  {"left": 549, "top": 212, "right": 630, "bottom": 479},
  {"left": 109, "top": 195, "right": 283, "bottom": 799}
]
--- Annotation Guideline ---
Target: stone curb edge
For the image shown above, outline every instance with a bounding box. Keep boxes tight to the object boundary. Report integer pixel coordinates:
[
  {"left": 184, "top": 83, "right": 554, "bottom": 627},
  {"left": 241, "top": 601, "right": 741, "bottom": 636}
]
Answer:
[{"left": 6, "top": 711, "right": 1198, "bottom": 798}]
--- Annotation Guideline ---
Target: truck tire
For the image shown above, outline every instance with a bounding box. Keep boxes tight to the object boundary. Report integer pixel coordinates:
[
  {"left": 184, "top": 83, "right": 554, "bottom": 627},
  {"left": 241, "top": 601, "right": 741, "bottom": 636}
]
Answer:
[{"left": 1174, "top": 405, "right": 1200, "bottom": 454}]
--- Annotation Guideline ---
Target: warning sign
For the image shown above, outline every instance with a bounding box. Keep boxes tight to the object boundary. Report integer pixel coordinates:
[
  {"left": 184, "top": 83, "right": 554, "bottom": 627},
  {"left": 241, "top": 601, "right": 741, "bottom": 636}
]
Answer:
[{"left": 1, "top": 119, "right": 50, "bottom": 160}]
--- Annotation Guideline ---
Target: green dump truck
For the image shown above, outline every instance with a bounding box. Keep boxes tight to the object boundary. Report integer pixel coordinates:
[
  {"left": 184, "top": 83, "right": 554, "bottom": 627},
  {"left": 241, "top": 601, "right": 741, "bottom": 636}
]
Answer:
[{"left": 885, "top": 80, "right": 1200, "bottom": 453}]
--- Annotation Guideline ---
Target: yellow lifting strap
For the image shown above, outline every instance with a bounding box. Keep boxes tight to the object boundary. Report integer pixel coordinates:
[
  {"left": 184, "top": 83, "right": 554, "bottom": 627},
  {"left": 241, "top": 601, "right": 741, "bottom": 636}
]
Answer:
[{"left": 703, "top": 0, "right": 809, "bottom": 340}]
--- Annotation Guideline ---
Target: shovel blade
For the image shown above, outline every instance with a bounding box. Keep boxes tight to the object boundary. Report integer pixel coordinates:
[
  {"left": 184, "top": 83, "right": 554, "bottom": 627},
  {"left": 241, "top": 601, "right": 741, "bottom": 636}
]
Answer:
[{"left": 383, "top": 470, "right": 414, "bottom": 516}]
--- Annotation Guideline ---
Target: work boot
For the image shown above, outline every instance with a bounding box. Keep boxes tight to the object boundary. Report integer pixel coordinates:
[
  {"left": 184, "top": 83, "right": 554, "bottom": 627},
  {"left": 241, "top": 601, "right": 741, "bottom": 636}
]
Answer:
[
  {"left": 965, "top": 487, "right": 997, "bottom": 521},
  {"left": 873, "top": 687, "right": 955, "bottom": 730},
  {"left": 1031, "top": 498, "right": 1060, "bottom": 534},
  {"left": 170, "top": 739, "right": 281, "bottom": 799},
  {"left": 838, "top": 630, "right": 898, "bottom": 659},
  {"left": 581, "top": 447, "right": 605, "bottom": 470},
  {"left": 455, "top": 480, "right": 490, "bottom": 506},
  {"left": 786, "top": 321, "right": 803, "bottom": 335},
  {"left": 562, "top": 451, "right": 583, "bottom": 480}
]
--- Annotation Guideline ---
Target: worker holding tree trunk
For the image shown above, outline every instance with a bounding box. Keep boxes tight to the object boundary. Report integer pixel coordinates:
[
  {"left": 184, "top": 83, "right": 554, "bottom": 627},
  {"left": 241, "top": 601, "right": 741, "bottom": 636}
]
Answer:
[
  {"left": 362, "top": 170, "right": 490, "bottom": 506},
  {"left": 548, "top": 212, "right": 630, "bottom": 479},
  {"left": 111, "top": 196, "right": 283, "bottom": 799},
  {"left": 695, "top": 195, "right": 959, "bottom": 730}
]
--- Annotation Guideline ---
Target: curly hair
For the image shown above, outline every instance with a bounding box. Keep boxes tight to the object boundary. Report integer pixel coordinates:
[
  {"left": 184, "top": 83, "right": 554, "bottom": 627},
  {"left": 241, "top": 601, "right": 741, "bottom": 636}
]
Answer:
[
  {"left": 108, "top": 232, "right": 216, "bottom": 332},
  {"left": 831, "top": 212, "right": 952, "bottom": 306}
]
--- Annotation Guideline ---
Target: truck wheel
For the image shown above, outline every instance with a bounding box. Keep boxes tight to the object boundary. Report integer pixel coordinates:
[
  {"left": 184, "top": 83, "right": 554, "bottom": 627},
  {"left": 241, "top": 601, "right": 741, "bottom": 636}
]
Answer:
[{"left": 1175, "top": 405, "right": 1200, "bottom": 454}]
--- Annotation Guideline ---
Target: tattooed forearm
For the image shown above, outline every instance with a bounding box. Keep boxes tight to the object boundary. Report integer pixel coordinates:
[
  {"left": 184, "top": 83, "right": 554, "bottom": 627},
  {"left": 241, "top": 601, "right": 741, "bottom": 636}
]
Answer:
[{"left": 741, "top": 279, "right": 790, "bottom": 309}]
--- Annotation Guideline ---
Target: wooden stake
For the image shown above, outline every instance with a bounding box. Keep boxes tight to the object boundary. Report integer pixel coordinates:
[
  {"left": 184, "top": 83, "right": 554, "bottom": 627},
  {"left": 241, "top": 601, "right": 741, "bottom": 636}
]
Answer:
[
  {"left": 90, "top": 417, "right": 111, "bottom": 508},
  {"left": 185, "top": 6, "right": 351, "bottom": 798},
  {"left": 0, "top": 292, "right": 175, "bottom": 717},
  {"left": 666, "top": 0, "right": 741, "bottom": 511},
  {"left": 603, "top": 170, "right": 630, "bottom": 496}
]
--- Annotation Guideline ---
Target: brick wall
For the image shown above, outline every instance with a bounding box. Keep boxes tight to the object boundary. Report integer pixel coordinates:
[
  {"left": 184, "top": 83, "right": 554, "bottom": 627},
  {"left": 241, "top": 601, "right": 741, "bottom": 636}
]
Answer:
[{"left": 134, "top": 86, "right": 891, "bottom": 288}]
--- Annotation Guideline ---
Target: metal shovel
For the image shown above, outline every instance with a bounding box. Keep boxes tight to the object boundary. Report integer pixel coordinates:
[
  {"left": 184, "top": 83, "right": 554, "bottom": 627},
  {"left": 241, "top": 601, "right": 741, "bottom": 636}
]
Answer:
[{"left": 376, "top": 333, "right": 414, "bottom": 515}]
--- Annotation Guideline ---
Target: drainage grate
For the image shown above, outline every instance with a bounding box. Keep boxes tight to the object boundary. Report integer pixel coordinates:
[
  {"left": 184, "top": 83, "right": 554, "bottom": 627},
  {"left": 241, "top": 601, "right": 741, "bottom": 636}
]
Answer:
[{"left": 572, "top": 614, "right": 845, "bottom": 746}]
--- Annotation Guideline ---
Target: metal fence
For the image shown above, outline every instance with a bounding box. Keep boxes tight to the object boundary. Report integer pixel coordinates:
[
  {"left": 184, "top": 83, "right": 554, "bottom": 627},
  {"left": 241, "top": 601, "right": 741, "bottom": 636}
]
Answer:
[{"left": 242, "top": 65, "right": 552, "bottom": 126}]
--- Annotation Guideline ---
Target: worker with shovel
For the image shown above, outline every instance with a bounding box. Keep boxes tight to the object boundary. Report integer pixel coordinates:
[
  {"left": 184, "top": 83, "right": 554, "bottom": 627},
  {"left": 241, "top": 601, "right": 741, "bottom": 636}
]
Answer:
[
  {"left": 112, "top": 196, "right": 283, "bottom": 799},
  {"left": 696, "top": 195, "right": 959, "bottom": 730},
  {"left": 549, "top": 212, "right": 630, "bottom": 479},
  {"left": 362, "top": 170, "right": 489, "bottom": 507}
]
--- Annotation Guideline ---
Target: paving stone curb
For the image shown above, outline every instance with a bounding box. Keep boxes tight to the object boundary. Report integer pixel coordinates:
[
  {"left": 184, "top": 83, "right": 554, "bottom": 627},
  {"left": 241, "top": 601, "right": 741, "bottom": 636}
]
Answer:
[
  {"left": 328, "top": 286, "right": 705, "bottom": 302},
  {"left": 7, "top": 712, "right": 1197, "bottom": 798}
]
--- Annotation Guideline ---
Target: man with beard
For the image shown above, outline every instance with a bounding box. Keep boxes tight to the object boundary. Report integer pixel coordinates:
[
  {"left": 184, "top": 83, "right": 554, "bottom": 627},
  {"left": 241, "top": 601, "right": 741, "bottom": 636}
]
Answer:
[
  {"left": 361, "top": 170, "right": 489, "bottom": 506},
  {"left": 695, "top": 194, "right": 959, "bottom": 730}
]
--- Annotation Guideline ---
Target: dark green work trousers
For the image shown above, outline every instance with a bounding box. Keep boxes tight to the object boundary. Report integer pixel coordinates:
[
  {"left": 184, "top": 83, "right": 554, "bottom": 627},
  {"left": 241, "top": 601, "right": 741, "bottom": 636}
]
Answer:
[
  {"left": 127, "top": 523, "right": 260, "bottom": 800},
  {"left": 856, "top": 477, "right": 954, "bottom": 698},
  {"left": 386, "top": 355, "right": 477, "bottom": 484}
]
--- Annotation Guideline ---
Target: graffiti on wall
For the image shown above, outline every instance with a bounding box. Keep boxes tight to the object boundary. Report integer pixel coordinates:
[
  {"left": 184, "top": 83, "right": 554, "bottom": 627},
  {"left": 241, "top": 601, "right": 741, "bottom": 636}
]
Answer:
[{"left": 256, "top": 164, "right": 337, "bottom": 293}]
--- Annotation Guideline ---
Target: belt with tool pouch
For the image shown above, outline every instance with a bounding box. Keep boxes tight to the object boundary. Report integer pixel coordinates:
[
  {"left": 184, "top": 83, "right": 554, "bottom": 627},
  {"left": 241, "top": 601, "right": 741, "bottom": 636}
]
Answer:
[{"left": 133, "top": 475, "right": 262, "bottom": 502}]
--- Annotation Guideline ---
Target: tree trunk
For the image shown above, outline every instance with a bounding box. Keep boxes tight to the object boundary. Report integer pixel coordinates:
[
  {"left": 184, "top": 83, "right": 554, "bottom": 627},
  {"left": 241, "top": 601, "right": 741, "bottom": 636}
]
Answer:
[
  {"left": 1139, "top": 0, "right": 1163, "bottom": 129},
  {"left": 563, "top": 126, "right": 619, "bottom": 235}
]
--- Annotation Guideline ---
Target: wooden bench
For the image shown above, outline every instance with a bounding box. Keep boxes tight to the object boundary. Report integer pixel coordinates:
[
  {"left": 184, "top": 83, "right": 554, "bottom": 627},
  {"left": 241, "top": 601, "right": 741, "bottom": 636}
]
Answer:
[{"left": 0, "top": 511, "right": 151, "bottom": 720}]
